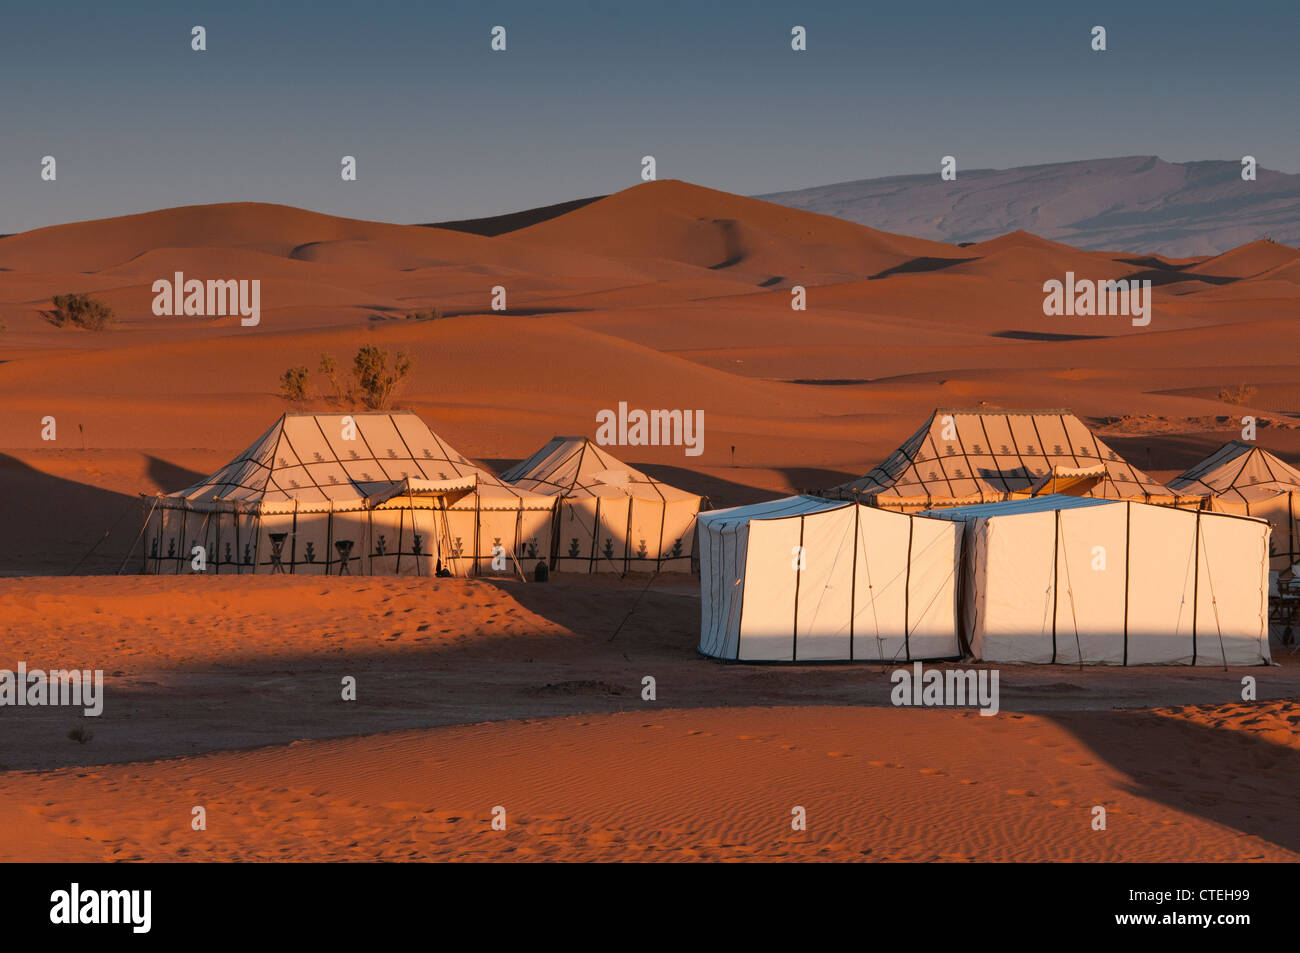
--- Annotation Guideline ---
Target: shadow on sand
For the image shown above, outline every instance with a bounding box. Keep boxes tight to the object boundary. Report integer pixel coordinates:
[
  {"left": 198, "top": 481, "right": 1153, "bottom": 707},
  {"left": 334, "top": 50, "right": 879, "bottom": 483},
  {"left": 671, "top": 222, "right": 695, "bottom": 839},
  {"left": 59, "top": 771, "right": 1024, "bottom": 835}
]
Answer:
[{"left": 1046, "top": 708, "right": 1300, "bottom": 855}]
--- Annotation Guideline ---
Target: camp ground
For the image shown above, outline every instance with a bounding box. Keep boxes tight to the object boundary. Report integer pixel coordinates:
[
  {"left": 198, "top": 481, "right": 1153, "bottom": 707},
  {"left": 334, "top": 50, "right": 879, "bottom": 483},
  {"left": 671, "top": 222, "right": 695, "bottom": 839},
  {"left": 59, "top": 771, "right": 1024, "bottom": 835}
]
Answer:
[
  {"left": 697, "top": 496, "right": 962, "bottom": 662},
  {"left": 921, "top": 495, "right": 1272, "bottom": 666},
  {"left": 502, "top": 436, "right": 702, "bottom": 573}
]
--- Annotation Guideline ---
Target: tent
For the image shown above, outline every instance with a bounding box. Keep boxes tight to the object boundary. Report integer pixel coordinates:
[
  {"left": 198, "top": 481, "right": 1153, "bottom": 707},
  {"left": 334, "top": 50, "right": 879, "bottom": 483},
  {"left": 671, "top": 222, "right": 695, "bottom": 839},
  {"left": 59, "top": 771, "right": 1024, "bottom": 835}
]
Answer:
[
  {"left": 824, "top": 409, "right": 1191, "bottom": 509},
  {"left": 141, "top": 412, "right": 555, "bottom": 576},
  {"left": 1167, "top": 441, "right": 1300, "bottom": 570},
  {"left": 921, "top": 495, "right": 1271, "bottom": 666},
  {"left": 501, "top": 437, "right": 702, "bottom": 572},
  {"left": 697, "top": 496, "right": 962, "bottom": 661}
]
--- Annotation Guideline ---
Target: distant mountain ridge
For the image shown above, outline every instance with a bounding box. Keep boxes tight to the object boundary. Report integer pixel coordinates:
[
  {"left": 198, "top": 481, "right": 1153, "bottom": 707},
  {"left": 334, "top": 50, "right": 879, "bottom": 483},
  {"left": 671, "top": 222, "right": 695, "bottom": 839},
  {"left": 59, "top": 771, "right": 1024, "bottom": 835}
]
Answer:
[{"left": 757, "top": 156, "right": 1300, "bottom": 257}]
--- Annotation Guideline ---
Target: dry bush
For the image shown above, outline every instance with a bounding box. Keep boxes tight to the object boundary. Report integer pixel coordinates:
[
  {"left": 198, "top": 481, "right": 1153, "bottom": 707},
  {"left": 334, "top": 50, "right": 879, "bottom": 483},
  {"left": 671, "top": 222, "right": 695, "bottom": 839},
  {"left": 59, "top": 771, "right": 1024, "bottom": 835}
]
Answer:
[
  {"left": 279, "top": 366, "right": 311, "bottom": 402},
  {"left": 1218, "top": 383, "right": 1257, "bottom": 406},
  {"left": 44, "top": 293, "right": 115, "bottom": 330},
  {"left": 353, "top": 344, "right": 412, "bottom": 410}
]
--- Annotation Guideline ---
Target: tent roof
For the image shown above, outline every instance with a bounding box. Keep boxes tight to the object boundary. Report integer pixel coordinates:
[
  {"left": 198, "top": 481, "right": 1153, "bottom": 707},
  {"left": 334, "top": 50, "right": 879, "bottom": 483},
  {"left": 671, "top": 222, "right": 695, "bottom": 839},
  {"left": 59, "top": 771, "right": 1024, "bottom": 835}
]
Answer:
[
  {"left": 825, "top": 408, "right": 1179, "bottom": 504},
  {"left": 500, "top": 436, "right": 698, "bottom": 502},
  {"left": 1167, "top": 441, "right": 1300, "bottom": 502},
  {"left": 921, "top": 492, "right": 1267, "bottom": 527},
  {"left": 698, "top": 494, "right": 846, "bottom": 529},
  {"left": 921, "top": 494, "right": 1119, "bottom": 521},
  {"left": 165, "top": 411, "right": 548, "bottom": 510}
]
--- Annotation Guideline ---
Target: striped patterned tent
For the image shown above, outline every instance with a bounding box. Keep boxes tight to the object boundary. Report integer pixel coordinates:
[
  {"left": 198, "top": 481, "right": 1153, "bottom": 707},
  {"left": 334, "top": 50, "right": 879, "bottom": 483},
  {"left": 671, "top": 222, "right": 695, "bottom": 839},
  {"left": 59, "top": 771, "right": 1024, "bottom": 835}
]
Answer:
[
  {"left": 824, "top": 409, "right": 1191, "bottom": 510},
  {"left": 141, "top": 412, "right": 554, "bottom": 576},
  {"left": 1169, "top": 441, "right": 1300, "bottom": 569},
  {"left": 502, "top": 436, "right": 701, "bottom": 572}
]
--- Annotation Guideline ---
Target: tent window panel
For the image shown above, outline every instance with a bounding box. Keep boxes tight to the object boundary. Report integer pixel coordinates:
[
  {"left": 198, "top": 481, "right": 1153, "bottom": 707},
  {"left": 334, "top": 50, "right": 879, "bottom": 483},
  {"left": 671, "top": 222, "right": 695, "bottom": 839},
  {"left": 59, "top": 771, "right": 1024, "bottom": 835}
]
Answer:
[
  {"left": 594, "top": 498, "right": 631, "bottom": 569},
  {"left": 902, "top": 518, "right": 962, "bottom": 660},
  {"left": 851, "top": 508, "right": 912, "bottom": 661},
  {"left": 1194, "top": 515, "right": 1269, "bottom": 665},
  {"left": 476, "top": 509, "right": 523, "bottom": 575},
  {"left": 658, "top": 500, "right": 699, "bottom": 570},
  {"left": 254, "top": 513, "right": 298, "bottom": 574},
  {"left": 1053, "top": 505, "right": 1128, "bottom": 664},
  {"left": 367, "top": 508, "right": 412, "bottom": 575},
  {"left": 977, "top": 513, "right": 1057, "bottom": 663},
  {"left": 627, "top": 498, "right": 665, "bottom": 567},
  {"left": 327, "top": 512, "right": 369, "bottom": 574},
  {"left": 439, "top": 510, "right": 477, "bottom": 576},
  {"left": 158, "top": 509, "right": 187, "bottom": 573},
  {"left": 737, "top": 518, "right": 803, "bottom": 661},
  {"left": 516, "top": 508, "right": 552, "bottom": 565},
  {"left": 794, "top": 506, "right": 855, "bottom": 660},
  {"left": 556, "top": 499, "right": 599, "bottom": 572},
  {"left": 1124, "top": 506, "right": 1198, "bottom": 665}
]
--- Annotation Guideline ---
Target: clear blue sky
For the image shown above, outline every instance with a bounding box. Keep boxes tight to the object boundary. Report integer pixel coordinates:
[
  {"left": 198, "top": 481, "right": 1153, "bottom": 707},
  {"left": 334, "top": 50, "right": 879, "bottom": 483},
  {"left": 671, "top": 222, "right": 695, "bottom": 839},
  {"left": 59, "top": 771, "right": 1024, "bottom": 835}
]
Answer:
[{"left": 2, "top": 0, "right": 1297, "bottom": 232}]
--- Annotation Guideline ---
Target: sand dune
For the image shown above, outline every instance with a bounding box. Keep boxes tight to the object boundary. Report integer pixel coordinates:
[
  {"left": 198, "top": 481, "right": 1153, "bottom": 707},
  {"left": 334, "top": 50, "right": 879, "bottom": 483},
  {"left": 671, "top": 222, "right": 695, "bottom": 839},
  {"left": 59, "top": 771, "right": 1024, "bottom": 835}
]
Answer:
[
  {"left": 1, "top": 181, "right": 1298, "bottom": 862},
  {"left": 1185, "top": 239, "right": 1300, "bottom": 279},
  {"left": 2, "top": 178, "right": 1296, "bottom": 526}
]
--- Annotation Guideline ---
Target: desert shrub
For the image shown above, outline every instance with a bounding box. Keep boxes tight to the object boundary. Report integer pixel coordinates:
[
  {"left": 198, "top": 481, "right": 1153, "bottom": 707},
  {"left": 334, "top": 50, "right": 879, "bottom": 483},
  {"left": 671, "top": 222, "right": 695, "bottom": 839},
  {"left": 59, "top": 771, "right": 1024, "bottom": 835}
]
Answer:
[
  {"left": 1219, "top": 383, "right": 1257, "bottom": 406},
  {"left": 352, "top": 344, "right": 412, "bottom": 410},
  {"left": 279, "top": 366, "right": 311, "bottom": 402},
  {"left": 319, "top": 352, "right": 352, "bottom": 401},
  {"left": 44, "top": 293, "right": 114, "bottom": 330}
]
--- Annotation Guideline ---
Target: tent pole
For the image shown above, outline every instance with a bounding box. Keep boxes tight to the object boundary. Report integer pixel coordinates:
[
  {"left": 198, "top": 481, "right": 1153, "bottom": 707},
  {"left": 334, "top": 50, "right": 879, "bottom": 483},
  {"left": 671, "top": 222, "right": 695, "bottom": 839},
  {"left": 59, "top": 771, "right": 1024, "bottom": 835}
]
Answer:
[
  {"left": 1050, "top": 510, "right": 1060, "bottom": 664},
  {"left": 507, "top": 504, "right": 528, "bottom": 582},
  {"left": 849, "top": 503, "right": 859, "bottom": 661},
  {"left": 903, "top": 516, "right": 914, "bottom": 661},
  {"left": 791, "top": 515, "right": 805, "bottom": 661},
  {"left": 1122, "top": 502, "right": 1131, "bottom": 665},
  {"left": 289, "top": 501, "right": 298, "bottom": 574},
  {"left": 623, "top": 500, "right": 634, "bottom": 576},
  {"left": 1191, "top": 510, "right": 1201, "bottom": 666},
  {"left": 407, "top": 489, "right": 421, "bottom": 577},
  {"left": 326, "top": 504, "right": 334, "bottom": 576},
  {"left": 114, "top": 496, "right": 161, "bottom": 575}
]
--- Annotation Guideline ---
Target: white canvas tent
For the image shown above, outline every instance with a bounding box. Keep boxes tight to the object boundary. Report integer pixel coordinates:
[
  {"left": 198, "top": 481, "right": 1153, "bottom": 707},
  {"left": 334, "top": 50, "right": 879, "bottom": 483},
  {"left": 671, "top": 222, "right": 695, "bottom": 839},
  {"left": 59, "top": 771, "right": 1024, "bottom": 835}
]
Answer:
[
  {"left": 697, "top": 496, "right": 962, "bottom": 661},
  {"left": 501, "top": 437, "right": 702, "bottom": 572},
  {"left": 141, "top": 412, "right": 555, "bottom": 576},
  {"left": 1167, "top": 441, "right": 1300, "bottom": 570},
  {"left": 922, "top": 495, "right": 1271, "bottom": 666},
  {"left": 825, "top": 409, "right": 1191, "bottom": 509}
]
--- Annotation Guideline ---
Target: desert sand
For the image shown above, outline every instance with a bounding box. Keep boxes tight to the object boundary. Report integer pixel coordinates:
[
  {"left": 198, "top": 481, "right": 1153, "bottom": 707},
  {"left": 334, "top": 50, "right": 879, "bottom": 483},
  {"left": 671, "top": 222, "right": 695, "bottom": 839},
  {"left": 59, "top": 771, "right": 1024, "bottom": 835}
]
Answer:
[
  {"left": 1, "top": 181, "right": 1298, "bottom": 861},
  {"left": 1, "top": 575, "right": 1298, "bottom": 862}
]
